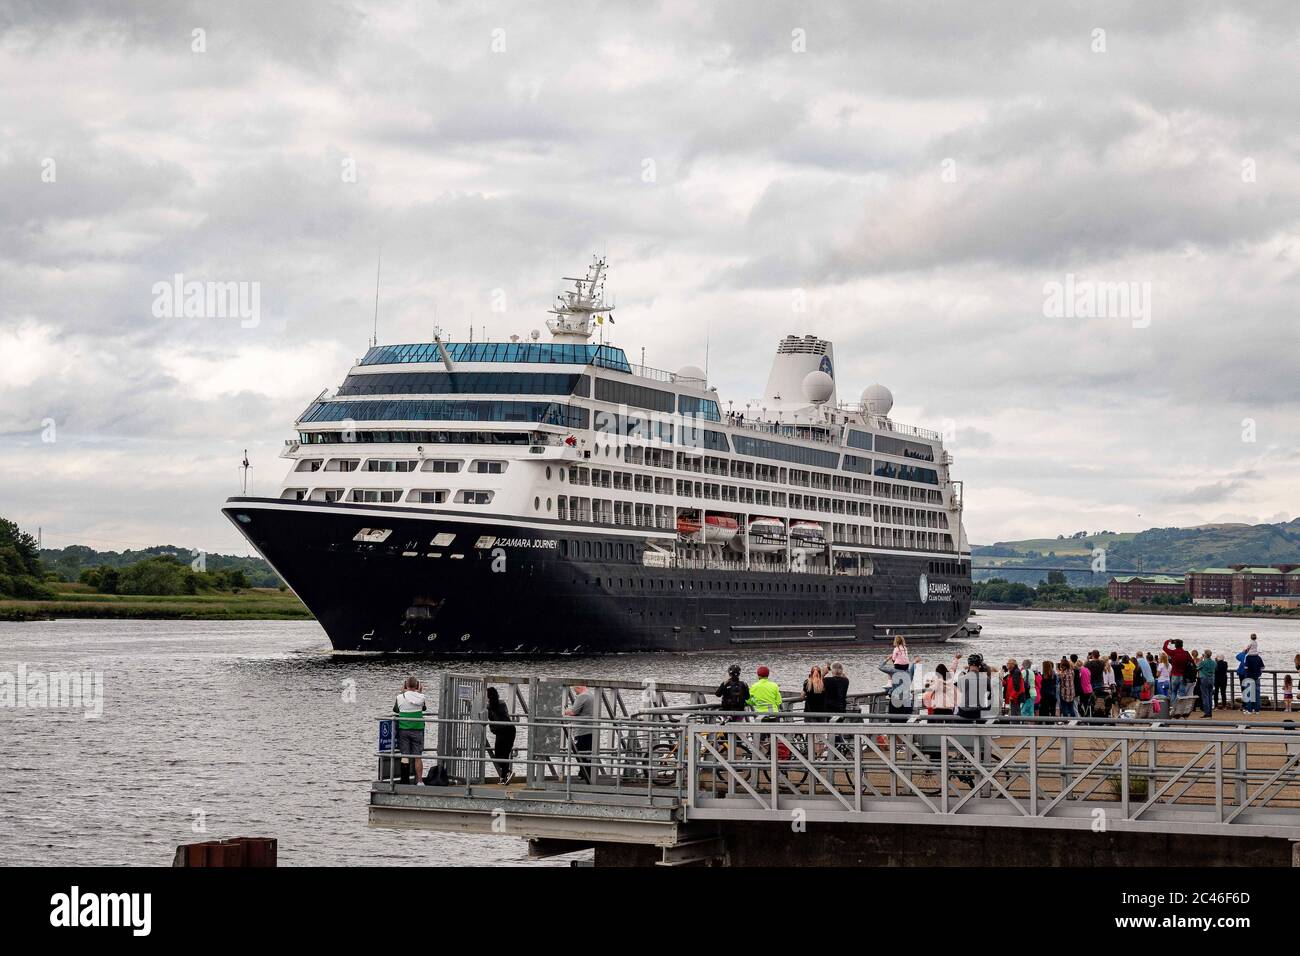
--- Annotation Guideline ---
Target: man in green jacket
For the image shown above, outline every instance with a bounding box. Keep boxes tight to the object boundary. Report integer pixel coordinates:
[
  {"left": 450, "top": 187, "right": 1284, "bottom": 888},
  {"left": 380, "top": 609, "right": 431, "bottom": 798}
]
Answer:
[
  {"left": 1197, "top": 649, "right": 1217, "bottom": 717},
  {"left": 747, "top": 666, "right": 783, "bottom": 715}
]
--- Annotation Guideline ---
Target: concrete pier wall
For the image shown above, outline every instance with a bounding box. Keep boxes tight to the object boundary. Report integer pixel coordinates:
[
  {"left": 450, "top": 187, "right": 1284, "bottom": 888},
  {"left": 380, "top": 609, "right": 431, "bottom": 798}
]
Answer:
[{"left": 595, "top": 822, "right": 1297, "bottom": 867}]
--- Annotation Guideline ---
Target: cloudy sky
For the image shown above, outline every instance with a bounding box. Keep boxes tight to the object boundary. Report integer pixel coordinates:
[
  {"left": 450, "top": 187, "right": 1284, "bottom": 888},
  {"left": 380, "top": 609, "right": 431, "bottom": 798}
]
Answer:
[{"left": 2, "top": 0, "right": 1297, "bottom": 556}]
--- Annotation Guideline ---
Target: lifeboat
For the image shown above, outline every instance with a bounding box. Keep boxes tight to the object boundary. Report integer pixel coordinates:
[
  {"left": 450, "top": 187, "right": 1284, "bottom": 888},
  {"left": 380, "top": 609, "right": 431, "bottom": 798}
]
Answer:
[
  {"left": 745, "top": 517, "right": 786, "bottom": 553},
  {"left": 676, "top": 513, "right": 740, "bottom": 545},
  {"left": 789, "top": 521, "right": 826, "bottom": 548}
]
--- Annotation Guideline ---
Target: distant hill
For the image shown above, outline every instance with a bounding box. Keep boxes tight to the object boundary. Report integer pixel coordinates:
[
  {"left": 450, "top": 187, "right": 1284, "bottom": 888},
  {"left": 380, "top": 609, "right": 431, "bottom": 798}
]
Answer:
[
  {"left": 973, "top": 518, "right": 1300, "bottom": 585},
  {"left": 41, "top": 544, "right": 282, "bottom": 588}
]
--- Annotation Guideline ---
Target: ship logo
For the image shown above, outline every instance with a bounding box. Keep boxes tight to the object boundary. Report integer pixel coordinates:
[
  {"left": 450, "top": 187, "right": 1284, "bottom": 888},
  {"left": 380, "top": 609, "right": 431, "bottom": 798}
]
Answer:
[
  {"left": 918, "top": 573, "right": 929, "bottom": 603},
  {"left": 818, "top": 356, "right": 833, "bottom": 377}
]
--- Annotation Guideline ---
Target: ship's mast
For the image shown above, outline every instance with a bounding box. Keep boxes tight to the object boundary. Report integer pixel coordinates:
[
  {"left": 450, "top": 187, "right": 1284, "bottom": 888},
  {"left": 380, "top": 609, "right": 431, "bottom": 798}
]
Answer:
[{"left": 546, "top": 256, "right": 614, "bottom": 342}]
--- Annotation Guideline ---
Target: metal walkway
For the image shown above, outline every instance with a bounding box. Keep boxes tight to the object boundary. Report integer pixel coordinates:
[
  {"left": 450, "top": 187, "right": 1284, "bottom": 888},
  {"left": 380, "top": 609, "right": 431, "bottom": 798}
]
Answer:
[{"left": 367, "top": 675, "right": 1300, "bottom": 856}]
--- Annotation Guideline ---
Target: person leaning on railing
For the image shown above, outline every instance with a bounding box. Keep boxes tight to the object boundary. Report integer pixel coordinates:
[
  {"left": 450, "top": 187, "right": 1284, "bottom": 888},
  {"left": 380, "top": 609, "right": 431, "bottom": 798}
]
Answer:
[{"left": 747, "top": 667, "right": 782, "bottom": 717}]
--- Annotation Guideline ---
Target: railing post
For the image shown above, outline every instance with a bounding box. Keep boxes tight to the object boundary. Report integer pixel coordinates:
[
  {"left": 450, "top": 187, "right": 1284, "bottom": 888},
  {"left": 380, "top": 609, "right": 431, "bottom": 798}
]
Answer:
[
  {"left": 1215, "top": 739, "right": 1224, "bottom": 823},
  {"left": 686, "top": 724, "right": 696, "bottom": 806}
]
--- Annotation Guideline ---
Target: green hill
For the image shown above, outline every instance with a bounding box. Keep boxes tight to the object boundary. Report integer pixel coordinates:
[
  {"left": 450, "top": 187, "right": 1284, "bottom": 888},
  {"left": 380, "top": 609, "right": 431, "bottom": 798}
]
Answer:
[{"left": 973, "top": 518, "right": 1300, "bottom": 584}]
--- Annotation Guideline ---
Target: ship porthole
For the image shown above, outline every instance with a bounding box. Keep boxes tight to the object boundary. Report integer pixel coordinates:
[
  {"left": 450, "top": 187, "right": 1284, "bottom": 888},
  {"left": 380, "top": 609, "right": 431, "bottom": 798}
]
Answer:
[
  {"left": 546, "top": 498, "right": 552, "bottom": 511},
  {"left": 534, "top": 496, "right": 540, "bottom": 510},
  {"left": 546, "top": 466, "right": 552, "bottom": 480}
]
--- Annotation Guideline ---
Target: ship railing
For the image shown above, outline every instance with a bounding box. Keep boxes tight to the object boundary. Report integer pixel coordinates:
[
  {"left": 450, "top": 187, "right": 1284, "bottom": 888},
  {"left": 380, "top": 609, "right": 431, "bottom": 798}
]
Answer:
[{"left": 373, "top": 705, "right": 1300, "bottom": 836}]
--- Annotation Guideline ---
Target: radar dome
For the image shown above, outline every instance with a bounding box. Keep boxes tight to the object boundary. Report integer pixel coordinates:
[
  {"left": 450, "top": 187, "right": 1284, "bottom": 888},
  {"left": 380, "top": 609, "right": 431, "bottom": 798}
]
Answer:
[
  {"left": 861, "top": 383, "right": 894, "bottom": 417},
  {"left": 675, "top": 365, "right": 706, "bottom": 386},
  {"left": 801, "top": 370, "right": 834, "bottom": 404}
]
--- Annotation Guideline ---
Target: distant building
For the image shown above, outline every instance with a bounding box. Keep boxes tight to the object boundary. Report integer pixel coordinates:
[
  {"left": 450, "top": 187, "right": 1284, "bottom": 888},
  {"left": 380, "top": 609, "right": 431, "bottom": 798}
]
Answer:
[
  {"left": 1231, "top": 567, "right": 1292, "bottom": 605},
  {"left": 1108, "top": 574, "right": 1185, "bottom": 602},
  {"left": 1185, "top": 564, "right": 1300, "bottom": 606},
  {"left": 1185, "top": 568, "right": 1235, "bottom": 605},
  {"left": 1255, "top": 594, "right": 1300, "bottom": 609}
]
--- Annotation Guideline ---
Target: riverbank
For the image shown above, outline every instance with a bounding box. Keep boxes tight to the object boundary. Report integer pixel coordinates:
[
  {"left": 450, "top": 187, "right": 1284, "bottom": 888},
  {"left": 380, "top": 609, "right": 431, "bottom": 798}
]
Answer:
[
  {"left": 0, "top": 586, "right": 312, "bottom": 622},
  {"left": 973, "top": 602, "right": 1300, "bottom": 621}
]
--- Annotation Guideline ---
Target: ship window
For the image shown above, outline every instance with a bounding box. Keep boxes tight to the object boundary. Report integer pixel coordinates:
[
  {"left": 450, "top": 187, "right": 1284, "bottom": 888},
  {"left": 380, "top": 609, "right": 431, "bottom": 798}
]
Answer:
[
  {"left": 470, "top": 460, "right": 507, "bottom": 474},
  {"left": 594, "top": 378, "right": 675, "bottom": 413},
  {"left": 457, "top": 490, "right": 494, "bottom": 504},
  {"left": 326, "top": 458, "right": 360, "bottom": 472},
  {"left": 351, "top": 489, "right": 401, "bottom": 503},
  {"left": 559, "top": 468, "right": 566, "bottom": 482},
  {"left": 295, "top": 459, "right": 323, "bottom": 472},
  {"left": 301, "top": 399, "right": 589, "bottom": 430},
  {"left": 364, "top": 459, "right": 417, "bottom": 472},
  {"left": 311, "top": 488, "right": 343, "bottom": 502},
  {"left": 420, "top": 459, "right": 463, "bottom": 473},
  {"left": 546, "top": 498, "right": 552, "bottom": 511},
  {"left": 546, "top": 466, "right": 552, "bottom": 480},
  {"left": 407, "top": 489, "right": 448, "bottom": 504},
  {"left": 280, "top": 488, "right": 307, "bottom": 500}
]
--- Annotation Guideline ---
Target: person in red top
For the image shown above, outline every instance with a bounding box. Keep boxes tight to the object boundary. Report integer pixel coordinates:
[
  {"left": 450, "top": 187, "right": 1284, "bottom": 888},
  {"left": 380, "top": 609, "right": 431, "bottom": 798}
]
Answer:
[
  {"left": 1163, "top": 639, "right": 1191, "bottom": 703},
  {"left": 1003, "top": 660, "right": 1029, "bottom": 716}
]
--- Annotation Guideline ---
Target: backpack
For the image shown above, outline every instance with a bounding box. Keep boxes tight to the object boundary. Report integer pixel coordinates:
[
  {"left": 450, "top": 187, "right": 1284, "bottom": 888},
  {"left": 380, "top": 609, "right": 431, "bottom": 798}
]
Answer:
[
  {"left": 720, "top": 680, "right": 749, "bottom": 712},
  {"left": 424, "top": 764, "right": 450, "bottom": 786}
]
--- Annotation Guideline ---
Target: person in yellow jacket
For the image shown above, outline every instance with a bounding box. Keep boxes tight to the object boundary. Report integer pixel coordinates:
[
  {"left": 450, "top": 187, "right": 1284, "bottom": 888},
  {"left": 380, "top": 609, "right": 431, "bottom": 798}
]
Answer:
[{"left": 747, "top": 666, "right": 783, "bottom": 715}]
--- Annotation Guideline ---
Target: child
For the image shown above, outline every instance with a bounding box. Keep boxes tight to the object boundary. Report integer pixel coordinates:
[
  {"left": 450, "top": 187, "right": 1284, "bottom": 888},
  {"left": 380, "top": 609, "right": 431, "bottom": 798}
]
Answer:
[{"left": 890, "top": 635, "right": 909, "bottom": 667}]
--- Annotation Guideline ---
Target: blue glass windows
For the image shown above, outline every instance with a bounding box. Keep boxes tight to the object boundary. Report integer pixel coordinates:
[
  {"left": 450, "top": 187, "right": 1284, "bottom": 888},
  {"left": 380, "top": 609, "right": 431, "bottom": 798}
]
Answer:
[
  {"left": 300, "top": 400, "right": 589, "bottom": 429},
  {"left": 594, "top": 378, "right": 676, "bottom": 412},
  {"left": 678, "top": 395, "right": 721, "bottom": 422},
  {"left": 336, "top": 372, "right": 589, "bottom": 397},
  {"left": 359, "top": 342, "right": 631, "bottom": 372},
  {"left": 732, "top": 435, "right": 839, "bottom": 469}
]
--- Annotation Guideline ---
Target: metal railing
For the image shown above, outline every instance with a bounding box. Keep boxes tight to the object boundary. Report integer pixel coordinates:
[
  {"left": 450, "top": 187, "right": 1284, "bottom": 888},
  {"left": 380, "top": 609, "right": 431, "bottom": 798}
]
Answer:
[
  {"left": 376, "top": 699, "right": 1300, "bottom": 838},
  {"left": 684, "top": 715, "right": 1300, "bottom": 837}
]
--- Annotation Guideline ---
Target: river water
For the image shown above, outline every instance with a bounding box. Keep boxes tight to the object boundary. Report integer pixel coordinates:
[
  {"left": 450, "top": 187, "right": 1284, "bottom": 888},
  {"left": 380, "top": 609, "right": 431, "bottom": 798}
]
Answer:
[{"left": 3, "top": 609, "right": 1298, "bottom": 866}]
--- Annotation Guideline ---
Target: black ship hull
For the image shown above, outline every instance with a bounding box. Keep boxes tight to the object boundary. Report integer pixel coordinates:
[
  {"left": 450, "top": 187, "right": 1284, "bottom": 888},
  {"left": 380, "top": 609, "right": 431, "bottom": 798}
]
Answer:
[{"left": 222, "top": 497, "right": 971, "bottom": 654}]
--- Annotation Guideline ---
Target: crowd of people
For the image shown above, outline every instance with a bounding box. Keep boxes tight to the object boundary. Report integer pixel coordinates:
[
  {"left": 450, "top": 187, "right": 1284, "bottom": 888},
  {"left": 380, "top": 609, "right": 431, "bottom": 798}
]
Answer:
[
  {"left": 712, "top": 632, "right": 1280, "bottom": 723},
  {"left": 387, "top": 632, "right": 1286, "bottom": 787}
]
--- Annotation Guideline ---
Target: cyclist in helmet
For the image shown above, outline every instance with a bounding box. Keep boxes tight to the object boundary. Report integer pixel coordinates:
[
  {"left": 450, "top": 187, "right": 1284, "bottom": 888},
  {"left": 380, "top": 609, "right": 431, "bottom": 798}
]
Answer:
[{"left": 714, "top": 664, "right": 750, "bottom": 720}]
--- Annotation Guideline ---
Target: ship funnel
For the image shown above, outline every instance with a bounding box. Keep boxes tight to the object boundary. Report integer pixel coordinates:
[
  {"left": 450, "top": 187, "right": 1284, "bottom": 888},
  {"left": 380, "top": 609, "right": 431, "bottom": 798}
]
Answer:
[{"left": 761, "top": 334, "right": 836, "bottom": 414}]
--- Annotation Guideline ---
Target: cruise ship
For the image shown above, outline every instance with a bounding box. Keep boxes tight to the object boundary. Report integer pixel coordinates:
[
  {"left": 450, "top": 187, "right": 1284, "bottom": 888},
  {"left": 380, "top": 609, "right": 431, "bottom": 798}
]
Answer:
[{"left": 223, "top": 258, "right": 972, "bottom": 653}]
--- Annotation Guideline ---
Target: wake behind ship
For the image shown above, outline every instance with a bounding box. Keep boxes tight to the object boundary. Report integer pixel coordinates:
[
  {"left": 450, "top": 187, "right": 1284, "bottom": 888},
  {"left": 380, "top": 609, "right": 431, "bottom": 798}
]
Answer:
[{"left": 223, "top": 258, "right": 972, "bottom": 653}]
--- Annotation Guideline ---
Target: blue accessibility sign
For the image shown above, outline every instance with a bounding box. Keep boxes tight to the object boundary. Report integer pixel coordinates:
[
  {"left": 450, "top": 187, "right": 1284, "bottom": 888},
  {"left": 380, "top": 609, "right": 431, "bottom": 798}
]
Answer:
[{"left": 378, "top": 719, "right": 394, "bottom": 753}]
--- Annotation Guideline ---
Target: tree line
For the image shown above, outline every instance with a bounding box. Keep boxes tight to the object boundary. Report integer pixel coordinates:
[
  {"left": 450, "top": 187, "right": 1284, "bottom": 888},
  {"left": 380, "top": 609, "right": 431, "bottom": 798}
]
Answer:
[{"left": 1, "top": 517, "right": 278, "bottom": 599}]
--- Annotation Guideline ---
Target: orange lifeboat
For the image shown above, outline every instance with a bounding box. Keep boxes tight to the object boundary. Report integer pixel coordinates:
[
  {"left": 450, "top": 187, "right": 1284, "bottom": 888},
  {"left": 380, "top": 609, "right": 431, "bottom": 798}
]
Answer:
[{"left": 676, "top": 514, "right": 740, "bottom": 545}]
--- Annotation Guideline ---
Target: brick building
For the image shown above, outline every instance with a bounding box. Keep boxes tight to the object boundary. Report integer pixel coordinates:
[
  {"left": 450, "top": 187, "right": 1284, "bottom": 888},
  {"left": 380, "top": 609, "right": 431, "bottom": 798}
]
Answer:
[
  {"left": 1232, "top": 567, "right": 1292, "bottom": 605},
  {"left": 1184, "top": 565, "right": 1300, "bottom": 606},
  {"left": 1184, "top": 568, "right": 1234, "bottom": 604},
  {"left": 1107, "top": 574, "right": 1185, "bottom": 602}
]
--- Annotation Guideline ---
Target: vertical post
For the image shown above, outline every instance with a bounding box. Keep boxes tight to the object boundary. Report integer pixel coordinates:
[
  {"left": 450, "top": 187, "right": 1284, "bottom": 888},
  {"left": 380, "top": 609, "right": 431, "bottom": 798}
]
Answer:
[
  {"left": 854, "top": 727, "right": 862, "bottom": 812},
  {"left": 1214, "top": 739, "right": 1224, "bottom": 822},
  {"left": 770, "top": 727, "right": 778, "bottom": 811},
  {"left": 1146, "top": 735, "right": 1156, "bottom": 805},
  {"left": 1235, "top": 740, "right": 1248, "bottom": 810},
  {"left": 1028, "top": 729, "right": 1038, "bottom": 817},
  {"left": 687, "top": 724, "right": 696, "bottom": 808},
  {"left": 940, "top": 733, "right": 949, "bottom": 815},
  {"left": 1120, "top": 738, "right": 1130, "bottom": 819}
]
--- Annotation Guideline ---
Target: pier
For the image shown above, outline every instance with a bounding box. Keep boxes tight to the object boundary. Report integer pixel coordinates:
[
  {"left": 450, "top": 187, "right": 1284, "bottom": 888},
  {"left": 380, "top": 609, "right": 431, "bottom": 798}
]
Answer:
[{"left": 367, "top": 675, "right": 1300, "bottom": 866}]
